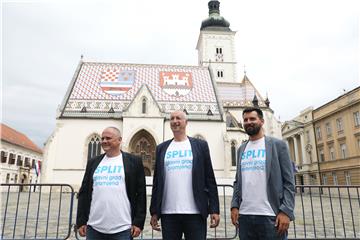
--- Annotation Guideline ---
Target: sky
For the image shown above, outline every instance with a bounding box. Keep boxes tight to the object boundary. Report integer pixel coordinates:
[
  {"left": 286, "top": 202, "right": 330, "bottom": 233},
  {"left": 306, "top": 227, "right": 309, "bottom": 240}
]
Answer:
[{"left": 1, "top": 0, "right": 359, "bottom": 147}]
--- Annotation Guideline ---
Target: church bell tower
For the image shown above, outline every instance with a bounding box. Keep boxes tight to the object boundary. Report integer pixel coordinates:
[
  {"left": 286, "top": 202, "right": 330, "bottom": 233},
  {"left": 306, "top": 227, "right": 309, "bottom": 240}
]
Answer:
[{"left": 196, "top": 0, "right": 238, "bottom": 83}]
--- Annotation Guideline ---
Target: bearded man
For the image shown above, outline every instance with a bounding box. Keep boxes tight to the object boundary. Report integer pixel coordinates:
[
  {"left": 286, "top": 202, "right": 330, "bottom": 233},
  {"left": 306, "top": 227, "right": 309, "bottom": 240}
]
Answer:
[{"left": 231, "top": 107, "right": 295, "bottom": 240}]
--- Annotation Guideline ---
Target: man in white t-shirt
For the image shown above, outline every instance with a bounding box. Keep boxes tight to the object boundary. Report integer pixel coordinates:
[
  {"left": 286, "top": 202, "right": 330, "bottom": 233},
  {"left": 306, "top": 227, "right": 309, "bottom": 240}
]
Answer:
[
  {"left": 150, "top": 110, "right": 220, "bottom": 240},
  {"left": 76, "top": 127, "right": 146, "bottom": 240},
  {"left": 231, "top": 107, "right": 295, "bottom": 240}
]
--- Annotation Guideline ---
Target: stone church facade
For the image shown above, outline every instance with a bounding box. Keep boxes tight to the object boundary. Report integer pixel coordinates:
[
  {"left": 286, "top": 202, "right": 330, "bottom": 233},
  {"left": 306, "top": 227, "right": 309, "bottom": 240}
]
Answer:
[{"left": 42, "top": 0, "right": 281, "bottom": 188}]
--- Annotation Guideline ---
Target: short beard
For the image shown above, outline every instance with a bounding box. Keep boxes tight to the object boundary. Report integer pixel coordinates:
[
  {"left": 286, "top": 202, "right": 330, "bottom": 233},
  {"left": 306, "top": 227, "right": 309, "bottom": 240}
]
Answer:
[{"left": 245, "top": 125, "right": 261, "bottom": 136}]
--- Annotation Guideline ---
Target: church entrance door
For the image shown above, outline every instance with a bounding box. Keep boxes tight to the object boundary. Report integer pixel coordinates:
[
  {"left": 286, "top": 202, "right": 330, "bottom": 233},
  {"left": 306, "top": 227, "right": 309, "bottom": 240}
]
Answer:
[{"left": 129, "top": 130, "right": 156, "bottom": 176}]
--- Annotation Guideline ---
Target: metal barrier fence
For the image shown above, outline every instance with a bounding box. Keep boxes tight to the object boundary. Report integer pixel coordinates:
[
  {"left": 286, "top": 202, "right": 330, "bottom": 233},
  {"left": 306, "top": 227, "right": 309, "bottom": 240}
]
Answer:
[
  {"left": 73, "top": 184, "right": 237, "bottom": 240},
  {"left": 1, "top": 183, "right": 359, "bottom": 239},
  {"left": 1, "top": 184, "right": 75, "bottom": 240},
  {"left": 289, "top": 185, "right": 359, "bottom": 240}
]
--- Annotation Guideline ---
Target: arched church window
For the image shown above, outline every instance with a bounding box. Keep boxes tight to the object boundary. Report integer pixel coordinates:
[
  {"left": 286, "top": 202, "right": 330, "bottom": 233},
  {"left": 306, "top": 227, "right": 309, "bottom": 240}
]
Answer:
[
  {"left": 231, "top": 141, "right": 237, "bottom": 166},
  {"left": 142, "top": 98, "right": 147, "bottom": 114},
  {"left": 129, "top": 130, "right": 156, "bottom": 176},
  {"left": 87, "top": 135, "right": 101, "bottom": 161}
]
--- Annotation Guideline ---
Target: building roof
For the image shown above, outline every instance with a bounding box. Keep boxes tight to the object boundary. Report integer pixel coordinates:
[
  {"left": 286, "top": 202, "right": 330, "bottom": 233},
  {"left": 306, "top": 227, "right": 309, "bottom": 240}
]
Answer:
[
  {"left": 59, "top": 61, "right": 223, "bottom": 120},
  {"left": 0, "top": 123, "right": 43, "bottom": 154},
  {"left": 313, "top": 86, "right": 360, "bottom": 113},
  {"left": 216, "top": 74, "right": 268, "bottom": 107}
]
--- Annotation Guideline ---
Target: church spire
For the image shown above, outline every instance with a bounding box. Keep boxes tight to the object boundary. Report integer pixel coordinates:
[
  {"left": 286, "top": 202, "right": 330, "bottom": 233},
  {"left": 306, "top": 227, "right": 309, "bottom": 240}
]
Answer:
[
  {"left": 200, "top": 0, "right": 231, "bottom": 31},
  {"left": 208, "top": 0, "right": 220, "bottom": 15}
]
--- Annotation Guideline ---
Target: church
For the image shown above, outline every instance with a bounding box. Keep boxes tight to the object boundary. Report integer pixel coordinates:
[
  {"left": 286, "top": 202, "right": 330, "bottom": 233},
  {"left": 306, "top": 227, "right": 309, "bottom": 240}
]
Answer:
[{"left": 42, "top": 0, "right": 281, "bottom": 187}]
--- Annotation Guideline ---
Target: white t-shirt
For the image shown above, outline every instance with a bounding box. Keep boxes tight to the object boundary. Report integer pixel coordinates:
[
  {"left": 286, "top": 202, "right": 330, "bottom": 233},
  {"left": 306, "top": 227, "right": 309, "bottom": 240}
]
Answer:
[
  {"left": 87, "top": 154, "right": 132, "bottom": 233},
  {"left": 161, "top": 138, "right": 199, "bottom": 214},
  {"left": 240, "top": 137, "right": 275, "bottom": 216}
]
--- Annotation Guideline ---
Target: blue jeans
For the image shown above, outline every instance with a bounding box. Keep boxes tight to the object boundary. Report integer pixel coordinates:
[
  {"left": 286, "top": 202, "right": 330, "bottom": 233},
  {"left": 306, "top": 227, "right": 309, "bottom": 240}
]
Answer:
[
  {"left": 86, "top": 225, "right": 132, "bottom": 240},
  {"left": 161, "top": 214, "right": 207, "bottom": 240},
  {"left": 238, "top": 215, "right": 287, "bottom": 240}
]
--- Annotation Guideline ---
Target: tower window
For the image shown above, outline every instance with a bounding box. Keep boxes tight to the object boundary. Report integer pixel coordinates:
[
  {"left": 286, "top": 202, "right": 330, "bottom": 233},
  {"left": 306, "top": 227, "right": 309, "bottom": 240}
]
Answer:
[
  {"left": 142, "top": 98, "right": 147, "bottom": 114},
  {"left": 217, "top": 70, "right": 224, "bottom": 78},
  {"left": 215, "top": 48, "right": 224, "bottom": 62}
]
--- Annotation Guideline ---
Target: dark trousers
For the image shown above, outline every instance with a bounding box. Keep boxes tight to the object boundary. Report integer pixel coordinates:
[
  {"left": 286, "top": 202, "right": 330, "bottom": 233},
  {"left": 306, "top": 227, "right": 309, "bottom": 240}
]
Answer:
[
  {"left": 238, "top": 215, "right": 287, "bottom": 240},
  {"left": 161, "top": 214, "right": 207, "bottom": 240},
  {"left": 86, "top": 225, "right": 132, "bottom": 240}
]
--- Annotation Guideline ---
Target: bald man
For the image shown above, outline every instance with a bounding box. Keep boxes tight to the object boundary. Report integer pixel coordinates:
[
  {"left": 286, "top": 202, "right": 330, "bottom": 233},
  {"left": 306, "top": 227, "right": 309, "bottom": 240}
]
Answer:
[
  {"left": 150, "top": 111, "right": 220, "bottom": 240},
  {"left": 76, "top": 127, "right": 146, "bottom": 240}
]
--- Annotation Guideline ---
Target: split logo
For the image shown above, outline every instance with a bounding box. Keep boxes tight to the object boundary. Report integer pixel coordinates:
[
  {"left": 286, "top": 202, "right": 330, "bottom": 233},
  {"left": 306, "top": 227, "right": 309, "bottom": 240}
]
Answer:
[
  {"left": 165, "top": 149, "right": 193, "bottom": 171},
  {"left": 241, "top": 149, "right": 266, "bottom": 172},
  {"left": 93, "top": 164, "right": 124, "bottom": 186}
]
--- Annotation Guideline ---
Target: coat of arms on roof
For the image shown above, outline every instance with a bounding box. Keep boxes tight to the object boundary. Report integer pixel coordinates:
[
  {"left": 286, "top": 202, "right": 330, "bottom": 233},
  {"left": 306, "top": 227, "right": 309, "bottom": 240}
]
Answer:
[
  {"left": 99, "top": 69, "right": 136, "bottom": 96},
  {"left": 159, "top": 72, "right": 193, "bottom": 97}
]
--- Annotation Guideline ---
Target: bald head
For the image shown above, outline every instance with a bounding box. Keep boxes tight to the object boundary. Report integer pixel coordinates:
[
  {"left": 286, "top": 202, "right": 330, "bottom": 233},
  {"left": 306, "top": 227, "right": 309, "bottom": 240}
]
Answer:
[
  {"left": 101, "top": 127, "right": 122, "bottom": 157},
  {"left": 171, "top": 110, "right": 187, "bottom": 121},
  {"left": 103, "top": 127, "right": 122, "bottom": 139},
  {"left": 170, "top": 110, "right": 188, "bottom": 141}
]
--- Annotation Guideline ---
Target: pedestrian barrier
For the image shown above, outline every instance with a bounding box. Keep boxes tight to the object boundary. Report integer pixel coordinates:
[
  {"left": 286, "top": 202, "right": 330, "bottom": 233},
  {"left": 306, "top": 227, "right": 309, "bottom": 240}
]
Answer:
[
  {"left": 289, "top": 185, "right": 359, "bottom": 240},
  {"left": 73, "top": 184, "right": 237, "bottom": 240},
  {"left": 1, "top": 183, "right": 359, "bottom": 239},
  {"left": 1, "top": 184, "right": 75, "bottom": 240}
]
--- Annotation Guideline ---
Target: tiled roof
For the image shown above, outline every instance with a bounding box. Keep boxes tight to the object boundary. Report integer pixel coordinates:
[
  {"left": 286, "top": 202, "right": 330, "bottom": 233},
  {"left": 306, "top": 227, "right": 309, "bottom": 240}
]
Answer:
[
  {"left": 217, "top": 75, "right": 266, "bottom": 107},
  {"left": 60, "top": 62, "right": 222, "bottom": 119},
  {"left": 0, "top": 123, "right": 43, "bottom": 154}
]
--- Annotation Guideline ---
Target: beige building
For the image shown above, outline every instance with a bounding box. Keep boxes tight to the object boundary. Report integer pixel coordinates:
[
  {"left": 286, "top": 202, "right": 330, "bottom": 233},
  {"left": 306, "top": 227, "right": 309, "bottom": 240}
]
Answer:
[
  {"left": 282, "top": 86, "right": 360, "bottom": 185},
  {"left": 282, "top": 107, "right": 319, "bottom": 185},
  {"left": 313, "top": 87, "right": 360, "bottom": 185},
  {"left": 0, "top": 123, "right": 43, "bottom": 189}
]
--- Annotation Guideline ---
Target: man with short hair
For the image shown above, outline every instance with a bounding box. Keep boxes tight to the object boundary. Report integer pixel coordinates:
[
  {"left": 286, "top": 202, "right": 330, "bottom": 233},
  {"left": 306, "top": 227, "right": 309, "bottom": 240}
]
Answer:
[
  {"left": 231, "top": 107, "right": 295, "bottom": 240},
  {"left": 76, "top": 127, "right": 146, "bottom": 240},
  {"left": 150, "top": 110, "right": 220, "bottom": 240}
]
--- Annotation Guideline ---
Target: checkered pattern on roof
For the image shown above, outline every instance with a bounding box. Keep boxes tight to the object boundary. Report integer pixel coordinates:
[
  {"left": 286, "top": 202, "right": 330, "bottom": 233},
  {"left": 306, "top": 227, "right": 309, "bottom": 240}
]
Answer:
[
  {"left": 69, "top": 63, "right": 216, "bottom": 102},
  {"left": 63, "top": 62, "right": 220, "bottom": 115}
]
